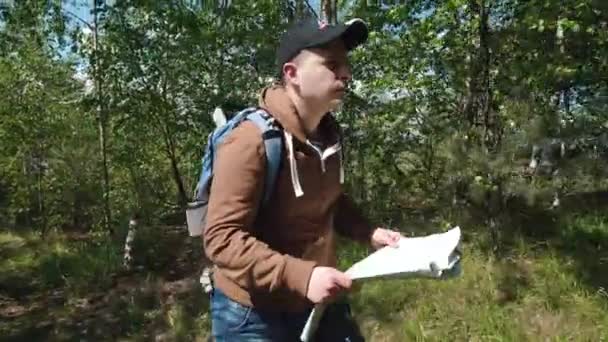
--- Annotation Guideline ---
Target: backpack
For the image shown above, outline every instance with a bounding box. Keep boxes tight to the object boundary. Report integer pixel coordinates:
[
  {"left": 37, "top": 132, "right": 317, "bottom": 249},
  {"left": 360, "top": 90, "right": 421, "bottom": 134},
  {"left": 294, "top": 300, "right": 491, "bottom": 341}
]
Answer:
[{"left": 185, "top": 107, "right": 283, "bottom": 237}]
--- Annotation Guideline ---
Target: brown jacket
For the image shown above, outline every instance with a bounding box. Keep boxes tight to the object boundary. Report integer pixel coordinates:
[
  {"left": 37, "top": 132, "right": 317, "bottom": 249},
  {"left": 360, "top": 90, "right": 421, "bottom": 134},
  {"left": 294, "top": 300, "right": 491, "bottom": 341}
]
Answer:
[{"left": 203, "top": 85, "right": 373, "bottom": 312}]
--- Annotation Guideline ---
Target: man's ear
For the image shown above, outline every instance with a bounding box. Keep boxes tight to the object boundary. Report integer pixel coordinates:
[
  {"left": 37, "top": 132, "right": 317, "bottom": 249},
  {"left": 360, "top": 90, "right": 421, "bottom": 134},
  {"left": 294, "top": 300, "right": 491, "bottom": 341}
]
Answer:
[{"left": 283, "top": 62, "right": 298, "bottom": 85}]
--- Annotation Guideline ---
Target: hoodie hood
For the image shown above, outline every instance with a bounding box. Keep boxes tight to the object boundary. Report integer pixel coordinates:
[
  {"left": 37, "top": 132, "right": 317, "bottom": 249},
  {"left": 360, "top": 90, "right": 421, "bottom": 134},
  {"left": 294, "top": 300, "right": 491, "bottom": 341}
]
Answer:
[
  {"left": 259, "top": 85, "right": 308, "bottom": 143},
  {"left": 258, "top": 85, "right": 342, "bottom": 146},
  {"left": 258, "top": 85, "right": 344, "bottom": 197}
]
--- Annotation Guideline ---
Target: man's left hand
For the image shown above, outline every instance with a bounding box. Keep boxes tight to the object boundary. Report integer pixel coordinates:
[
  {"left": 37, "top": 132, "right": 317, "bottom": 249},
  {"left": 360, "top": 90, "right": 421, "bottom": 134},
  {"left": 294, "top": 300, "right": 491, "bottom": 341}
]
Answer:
[{"left": 371, "top": 228, "right": 403, "bottom": 250}]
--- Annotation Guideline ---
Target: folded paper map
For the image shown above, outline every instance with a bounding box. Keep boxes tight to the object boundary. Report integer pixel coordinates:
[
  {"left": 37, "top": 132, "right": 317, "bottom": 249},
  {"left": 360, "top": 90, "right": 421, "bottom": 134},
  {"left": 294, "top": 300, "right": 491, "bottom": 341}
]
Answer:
[{"left": 300, "top": 226, "right": 463, "bottom": 342}]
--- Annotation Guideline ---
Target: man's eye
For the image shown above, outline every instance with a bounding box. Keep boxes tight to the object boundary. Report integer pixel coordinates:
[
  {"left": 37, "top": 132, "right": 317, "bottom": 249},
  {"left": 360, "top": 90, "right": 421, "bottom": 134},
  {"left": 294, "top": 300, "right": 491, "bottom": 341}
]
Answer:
[{"left": 326, "top": 61, "right": 338, "bottom": 70}]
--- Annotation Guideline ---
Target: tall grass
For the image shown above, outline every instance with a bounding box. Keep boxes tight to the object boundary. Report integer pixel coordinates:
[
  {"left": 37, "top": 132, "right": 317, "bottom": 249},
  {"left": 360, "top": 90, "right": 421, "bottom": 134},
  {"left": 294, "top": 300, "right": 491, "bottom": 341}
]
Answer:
[{"left": 336, "top": 212, "right": 608, "bottom": 341}]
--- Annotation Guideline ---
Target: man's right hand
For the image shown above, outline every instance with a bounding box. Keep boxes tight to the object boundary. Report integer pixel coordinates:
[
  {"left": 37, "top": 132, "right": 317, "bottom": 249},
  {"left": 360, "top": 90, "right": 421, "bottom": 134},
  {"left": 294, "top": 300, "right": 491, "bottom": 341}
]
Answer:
[{"left": 306, "top": 266, "right": 352, "bottom": 304}]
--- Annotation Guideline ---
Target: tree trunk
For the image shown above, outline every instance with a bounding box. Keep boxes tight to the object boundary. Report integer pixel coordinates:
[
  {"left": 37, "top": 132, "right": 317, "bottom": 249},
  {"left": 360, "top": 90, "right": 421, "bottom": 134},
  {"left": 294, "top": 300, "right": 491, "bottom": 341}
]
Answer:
[
  {"left": 149, "top": 104, "right": 189, "bottom": 208},
  {"left": 332, "top": 0, "right": 338, "bottom": 23},
  {"left": 563, "top": 88, "right": 571, "bottom": 116},
  {"left": 321, "top": 0, "right": 337, "bottom": 24},
  {"left": 295, "top": 0, "right": 305, "bottom": 20},
  {"left": 123, "top": 216, "right": 138, "bottom": 270},
  {"left": 98, "top": 107, "right": 111, "bottom": 233},
  {"left": 93, "top": 0, "right": 112, "bottom": 234},
  {"left": 463, "top": 0, "right": 494, "bottom": 148},
  {"left": 158, "top": 78, "right": 189, "bottom": 207},
  {"left": 22, "top": 156, "right": 32, "bottom": 228},
  {"left": 478, "top": 0, "right": 494, "bottom": 147},
  {"left": 37, "top": 153, "right": 45, "bottom": 234},
  {"left": 166, "top": 135, "right": 189, "bottom": 207}
]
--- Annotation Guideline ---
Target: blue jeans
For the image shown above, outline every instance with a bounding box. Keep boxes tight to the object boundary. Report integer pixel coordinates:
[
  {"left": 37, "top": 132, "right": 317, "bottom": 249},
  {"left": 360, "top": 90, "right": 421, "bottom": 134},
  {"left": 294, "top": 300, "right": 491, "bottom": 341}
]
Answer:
[{"left": 210, "top": 288, "right": 365, "bottom": 342}]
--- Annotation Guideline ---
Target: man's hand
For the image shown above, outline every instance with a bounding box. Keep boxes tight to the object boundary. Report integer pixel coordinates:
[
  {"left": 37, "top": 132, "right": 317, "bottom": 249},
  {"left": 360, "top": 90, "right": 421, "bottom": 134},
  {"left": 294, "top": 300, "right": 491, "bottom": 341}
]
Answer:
[
  {"left": 371, "top": 228, "right": 403, "bottom": 250},
  {"left": 306, "top": 267, "right": 352, "bottom": 304}
]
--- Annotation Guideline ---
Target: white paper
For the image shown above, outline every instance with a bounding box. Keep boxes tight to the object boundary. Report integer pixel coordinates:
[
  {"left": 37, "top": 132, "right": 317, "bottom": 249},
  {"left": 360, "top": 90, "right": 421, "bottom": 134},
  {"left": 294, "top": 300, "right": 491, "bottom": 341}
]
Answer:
[
  {"left": 345, "top": 226, "right": 462, "bottom": 281},
  {"left": 300, "top": 226, "right": 462, "bottom": 342}
]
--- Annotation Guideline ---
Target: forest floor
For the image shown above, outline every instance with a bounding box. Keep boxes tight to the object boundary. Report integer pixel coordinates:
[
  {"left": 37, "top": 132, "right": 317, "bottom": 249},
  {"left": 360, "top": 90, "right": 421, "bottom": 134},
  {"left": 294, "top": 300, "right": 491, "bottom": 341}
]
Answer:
[{"left": 1, "top": 211, "right": 608, "bottom": 341}]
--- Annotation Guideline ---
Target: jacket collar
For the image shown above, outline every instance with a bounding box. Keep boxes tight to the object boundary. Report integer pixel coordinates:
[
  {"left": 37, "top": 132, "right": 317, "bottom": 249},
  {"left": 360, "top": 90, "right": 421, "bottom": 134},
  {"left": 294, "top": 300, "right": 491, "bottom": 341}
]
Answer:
[{"left": 258, "top": 85, "right": 341, "bottom": 146}]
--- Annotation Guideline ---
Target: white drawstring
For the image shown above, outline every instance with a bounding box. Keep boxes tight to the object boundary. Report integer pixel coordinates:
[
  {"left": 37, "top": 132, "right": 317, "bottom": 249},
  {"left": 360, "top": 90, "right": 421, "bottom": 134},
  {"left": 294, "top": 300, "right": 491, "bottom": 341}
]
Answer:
[
  {"left": 284, "top": 131, "right": 344, "bottom": 196},
  {"left": 285, "top": 131, "right": 304, "bottom": 197},
  {"left": 339, "top": 152, "right": 344, "bottom": 184}
]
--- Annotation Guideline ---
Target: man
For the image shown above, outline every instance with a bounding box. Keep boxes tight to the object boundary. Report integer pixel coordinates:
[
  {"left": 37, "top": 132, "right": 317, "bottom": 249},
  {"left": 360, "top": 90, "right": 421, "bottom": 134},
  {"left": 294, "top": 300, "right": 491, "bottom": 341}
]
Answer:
[{"left": 203, "top": 18, "right": 402, "bottom": 341}]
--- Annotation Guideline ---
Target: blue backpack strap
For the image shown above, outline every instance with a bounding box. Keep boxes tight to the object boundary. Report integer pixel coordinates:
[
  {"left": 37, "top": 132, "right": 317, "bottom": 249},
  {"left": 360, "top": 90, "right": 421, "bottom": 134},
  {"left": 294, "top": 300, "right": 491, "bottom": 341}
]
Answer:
[
  {"left": 193, "top": 107, "right": 259, "bottom": 201},
  {"left": 245, "top": 109, "right": 283, "bottom": 204},
  {"left": 193, "top": 107, "right": 282, "bottom": 206}
]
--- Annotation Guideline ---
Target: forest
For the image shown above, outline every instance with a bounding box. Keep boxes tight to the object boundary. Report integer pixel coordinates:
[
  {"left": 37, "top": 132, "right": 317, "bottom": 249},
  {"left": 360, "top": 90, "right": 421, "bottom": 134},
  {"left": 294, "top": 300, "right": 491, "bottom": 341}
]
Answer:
[{"left": 1, "top": 0, "right": 607, "bottom": 340}]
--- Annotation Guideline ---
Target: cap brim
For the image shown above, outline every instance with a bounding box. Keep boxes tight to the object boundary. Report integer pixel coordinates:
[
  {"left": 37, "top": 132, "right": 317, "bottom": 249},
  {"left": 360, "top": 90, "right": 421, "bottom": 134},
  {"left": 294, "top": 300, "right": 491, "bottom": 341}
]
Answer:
[{"left": 341, "top": 18, "right": 369, "bottom": 50}]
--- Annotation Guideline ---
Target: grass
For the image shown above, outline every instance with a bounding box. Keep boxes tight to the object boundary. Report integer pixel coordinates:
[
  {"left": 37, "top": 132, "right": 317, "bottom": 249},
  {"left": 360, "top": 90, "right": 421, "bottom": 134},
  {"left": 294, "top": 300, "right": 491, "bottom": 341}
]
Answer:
[
  {"left": 1, "top": 212, "right": 607, "bottom": 341},
  {"left": 0, "top": 229, "right": 121, "bottom": 295},
  {"left": 335, "top": 211, "right": 608, "bottom": 341},
  {"left": 0, "top": 226, "right": 211, "bottom": 341},
  {"left": 348, "top": 247, "right": 608, "bottom": 341}
]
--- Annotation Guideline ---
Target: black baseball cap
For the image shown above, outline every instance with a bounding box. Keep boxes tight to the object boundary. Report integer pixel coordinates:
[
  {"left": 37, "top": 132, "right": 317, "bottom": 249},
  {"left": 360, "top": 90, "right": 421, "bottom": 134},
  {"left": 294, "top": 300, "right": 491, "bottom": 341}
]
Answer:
[{"left": 276, "top": 18, "right": 369, "bottom": 73}]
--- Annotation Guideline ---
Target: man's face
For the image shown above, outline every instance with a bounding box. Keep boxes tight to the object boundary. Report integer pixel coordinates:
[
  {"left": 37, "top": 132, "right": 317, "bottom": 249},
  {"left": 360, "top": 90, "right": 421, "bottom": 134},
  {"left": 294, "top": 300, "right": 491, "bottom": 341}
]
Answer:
[{"left": 284, "top": 39, "right": 352, "bottom": 111}]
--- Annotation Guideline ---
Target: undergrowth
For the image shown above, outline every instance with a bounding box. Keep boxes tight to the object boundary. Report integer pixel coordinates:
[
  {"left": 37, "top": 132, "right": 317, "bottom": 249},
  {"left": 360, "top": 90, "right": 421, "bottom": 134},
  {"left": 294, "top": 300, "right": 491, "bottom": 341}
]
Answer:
[{"left": 2, "top": 211, "right": 607, "bottom": 341}]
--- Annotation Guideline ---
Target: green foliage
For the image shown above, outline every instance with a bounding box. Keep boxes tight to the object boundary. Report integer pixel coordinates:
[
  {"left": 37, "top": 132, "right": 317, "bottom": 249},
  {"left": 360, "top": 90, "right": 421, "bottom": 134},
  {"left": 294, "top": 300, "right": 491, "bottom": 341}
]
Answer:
[
  {"left": 2, "top": 0, "right": 606, "bottom": 233},
  {"left": 0, "top": 35, "right": 100, "bottom": 230}
]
